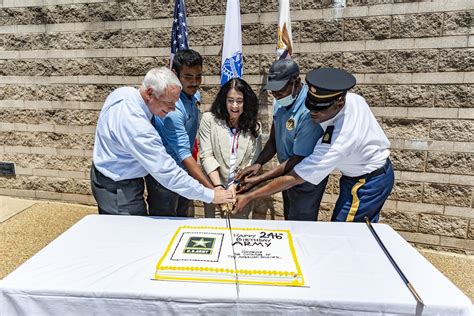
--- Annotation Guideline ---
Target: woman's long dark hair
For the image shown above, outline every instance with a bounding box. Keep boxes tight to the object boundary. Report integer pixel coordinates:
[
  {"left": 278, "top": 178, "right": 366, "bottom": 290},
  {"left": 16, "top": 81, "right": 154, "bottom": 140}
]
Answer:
[{"left": 210, "top": 78, "right": 259, "bottom": 138}]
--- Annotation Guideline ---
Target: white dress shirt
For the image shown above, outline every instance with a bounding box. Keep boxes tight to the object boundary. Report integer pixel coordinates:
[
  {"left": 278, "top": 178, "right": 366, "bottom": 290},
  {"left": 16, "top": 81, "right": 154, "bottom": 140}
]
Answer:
[
  {"left": 93, "top": 87, "right": 214, "bottom": 203},
  {"left": 294, "top": 92, "right": 390, "bottom": 186}
]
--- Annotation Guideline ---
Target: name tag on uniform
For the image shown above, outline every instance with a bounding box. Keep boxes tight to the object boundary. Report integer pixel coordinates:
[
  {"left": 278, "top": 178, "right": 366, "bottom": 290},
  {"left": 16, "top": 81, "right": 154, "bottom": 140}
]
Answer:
[{"left": 322, "top": 126, "right": 334, "bottom": 144}]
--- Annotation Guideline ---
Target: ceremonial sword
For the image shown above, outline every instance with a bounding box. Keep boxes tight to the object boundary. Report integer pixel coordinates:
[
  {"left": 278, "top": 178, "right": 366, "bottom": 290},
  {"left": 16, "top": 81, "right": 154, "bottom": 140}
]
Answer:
[
  {"left": 223, "top": 179, "right": 240, "bottom": 298},
  {"left": 225, "top": 210, "right": 240, "bottom": 298},
  {"left": 364, "top": 217, "right": 423, "bottom": 305}
]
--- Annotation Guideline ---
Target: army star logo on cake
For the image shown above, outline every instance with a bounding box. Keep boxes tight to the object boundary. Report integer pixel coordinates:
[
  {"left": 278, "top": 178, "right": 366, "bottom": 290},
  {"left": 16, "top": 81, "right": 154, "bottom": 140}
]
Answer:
[{"left": 184, "top": 237, "right": 215, "bottom": 255}]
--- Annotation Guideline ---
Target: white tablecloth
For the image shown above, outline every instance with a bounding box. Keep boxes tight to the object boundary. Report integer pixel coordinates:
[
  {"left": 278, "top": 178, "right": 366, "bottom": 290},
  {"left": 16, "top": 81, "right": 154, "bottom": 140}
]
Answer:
[{"left": 1, "top": 215, "right": 472, "bottom": 315}]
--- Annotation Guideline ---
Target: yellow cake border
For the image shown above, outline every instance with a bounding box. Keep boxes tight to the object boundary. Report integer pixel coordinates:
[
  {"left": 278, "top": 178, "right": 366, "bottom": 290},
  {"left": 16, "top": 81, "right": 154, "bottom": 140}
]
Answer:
[{"left": 154, "top": 226, "right": 304, "bottom": 286}]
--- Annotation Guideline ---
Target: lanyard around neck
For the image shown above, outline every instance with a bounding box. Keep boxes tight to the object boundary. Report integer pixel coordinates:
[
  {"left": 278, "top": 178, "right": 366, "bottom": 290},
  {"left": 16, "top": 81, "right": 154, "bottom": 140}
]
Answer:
[{"left": 230, "top": 128, "right": 240, "bottom": 155}]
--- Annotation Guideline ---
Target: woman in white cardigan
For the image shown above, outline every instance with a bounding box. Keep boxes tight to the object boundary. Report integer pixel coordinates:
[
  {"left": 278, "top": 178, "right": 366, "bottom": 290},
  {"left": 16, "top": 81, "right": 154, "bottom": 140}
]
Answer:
[{"left": 199, "top": 78, "right": 261, "bottom": 218}]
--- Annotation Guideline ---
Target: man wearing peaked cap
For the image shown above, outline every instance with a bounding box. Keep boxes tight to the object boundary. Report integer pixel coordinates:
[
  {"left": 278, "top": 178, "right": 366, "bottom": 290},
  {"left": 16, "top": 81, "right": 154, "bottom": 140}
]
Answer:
[
  {"left": 305, "top": 67, "right": 356, "bottom": 110},
  {"left": 235, "top": 59, "right": 328, "bottom": 221},
  {"left": 234, "top": 67, "right": 394, "bottom": 223}
]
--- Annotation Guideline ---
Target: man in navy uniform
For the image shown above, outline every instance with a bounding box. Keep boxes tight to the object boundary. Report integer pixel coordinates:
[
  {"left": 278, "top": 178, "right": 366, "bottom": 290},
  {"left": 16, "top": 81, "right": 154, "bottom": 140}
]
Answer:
[
  {"left": 234, "top": 67, "right": 394, "bottom": 222},
  {"left": 236, "top": 59, "right": 328, "bottom": 221}
]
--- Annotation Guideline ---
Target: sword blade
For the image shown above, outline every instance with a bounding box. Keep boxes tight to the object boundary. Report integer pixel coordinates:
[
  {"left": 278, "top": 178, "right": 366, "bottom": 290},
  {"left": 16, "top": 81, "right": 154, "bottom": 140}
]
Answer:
[{"left": 226, "top": 212, "right": 239, "bottom": 298}]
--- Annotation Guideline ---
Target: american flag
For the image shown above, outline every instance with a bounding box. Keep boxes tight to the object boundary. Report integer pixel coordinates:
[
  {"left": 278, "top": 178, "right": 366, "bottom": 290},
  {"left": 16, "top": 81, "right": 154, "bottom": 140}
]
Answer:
[{"left": 170, "top": 0, "right": 189, "bottom": 67}]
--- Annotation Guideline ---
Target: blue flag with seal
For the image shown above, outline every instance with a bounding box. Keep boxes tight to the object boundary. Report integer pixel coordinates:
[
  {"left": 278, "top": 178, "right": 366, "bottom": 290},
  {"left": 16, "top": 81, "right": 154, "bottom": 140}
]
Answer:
[
  {"left": 170, "top": 0, "right": 189, "bottom": 67},
  {"left": 220, "top": 0, "right": 243, "bottom": 86}
]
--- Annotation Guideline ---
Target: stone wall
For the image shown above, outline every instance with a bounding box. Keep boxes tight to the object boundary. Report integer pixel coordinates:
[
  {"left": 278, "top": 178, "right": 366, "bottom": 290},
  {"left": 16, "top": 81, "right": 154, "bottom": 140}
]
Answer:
[{"left": 0, "top": 0, "right": 472, "bottom": 253}]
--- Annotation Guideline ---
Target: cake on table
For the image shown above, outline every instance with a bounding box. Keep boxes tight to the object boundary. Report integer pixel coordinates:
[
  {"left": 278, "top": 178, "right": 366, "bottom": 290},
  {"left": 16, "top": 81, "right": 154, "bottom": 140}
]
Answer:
[{"left": 154, "top": 226, "right": 304, "bottom": 286}]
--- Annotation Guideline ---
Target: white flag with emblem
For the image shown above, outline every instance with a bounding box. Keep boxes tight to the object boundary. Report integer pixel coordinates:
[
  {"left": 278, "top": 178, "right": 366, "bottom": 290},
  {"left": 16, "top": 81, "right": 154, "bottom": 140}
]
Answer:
[
  {"left": 277, "top": 0, "right": 293, "bottom": 60},
  {"left": 221, "top": 0, "right": 243, "bottom": 85}
]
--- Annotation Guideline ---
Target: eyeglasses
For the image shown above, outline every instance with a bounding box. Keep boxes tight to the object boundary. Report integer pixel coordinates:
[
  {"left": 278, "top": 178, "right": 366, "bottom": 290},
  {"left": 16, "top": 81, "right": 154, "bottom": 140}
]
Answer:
[
  {"left": 159, "top": 99, "right": 176, "bottom": 107},
  {"left": 151, "top": 93, "right": 176, "bottom": 106},
  {"left": 226, "top": 98, "right": 244, "bottom": 106}
]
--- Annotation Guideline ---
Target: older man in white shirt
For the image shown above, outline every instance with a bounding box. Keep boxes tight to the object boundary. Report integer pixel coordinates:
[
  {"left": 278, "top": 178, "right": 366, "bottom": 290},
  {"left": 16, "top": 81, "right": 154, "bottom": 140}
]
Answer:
[{"left": 91, "top": 67, "right": 234, "bottom": 215}]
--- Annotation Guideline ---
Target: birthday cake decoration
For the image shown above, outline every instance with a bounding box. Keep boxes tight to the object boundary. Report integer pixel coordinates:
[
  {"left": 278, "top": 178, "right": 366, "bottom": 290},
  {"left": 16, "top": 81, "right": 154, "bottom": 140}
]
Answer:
[{"left": 154, "top": 226, "right": 304, "bottom": 286}]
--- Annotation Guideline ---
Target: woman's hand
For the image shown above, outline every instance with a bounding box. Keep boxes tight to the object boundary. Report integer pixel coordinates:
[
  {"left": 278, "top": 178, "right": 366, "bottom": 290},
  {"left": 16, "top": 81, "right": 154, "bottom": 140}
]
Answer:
[
  {"left": 227, "top": 183, "right": 237, "bottom": 196},
  {"left": 212, "top": 187, "right": 236, "bottom": 204},
  {"left": 218, "top": 183, "right": 238, "bottom": 214}
]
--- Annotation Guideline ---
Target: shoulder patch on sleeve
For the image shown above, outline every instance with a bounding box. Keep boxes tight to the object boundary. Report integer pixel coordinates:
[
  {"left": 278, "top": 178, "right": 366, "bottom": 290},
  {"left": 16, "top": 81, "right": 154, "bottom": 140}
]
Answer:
[{"left": 322, "top": 125, "right": 334, "bottom": 144}]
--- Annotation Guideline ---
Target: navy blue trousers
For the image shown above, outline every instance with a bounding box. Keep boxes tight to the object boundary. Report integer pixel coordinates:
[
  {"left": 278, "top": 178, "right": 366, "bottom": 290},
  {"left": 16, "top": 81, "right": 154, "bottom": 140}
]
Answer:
[
  {"left": 145, "top": 174, "right": 191, "bottom": 217},
  {"left": 283, "top": 176, "right": 329, "bottom": 221},
  {"left": 332, "top": 159, "right": 394, "bottom": 223}
]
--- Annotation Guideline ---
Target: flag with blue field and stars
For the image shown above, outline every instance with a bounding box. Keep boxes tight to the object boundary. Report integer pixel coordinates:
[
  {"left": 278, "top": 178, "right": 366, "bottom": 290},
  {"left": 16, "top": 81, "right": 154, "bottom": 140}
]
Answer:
[{"left": 170, "top": 0, "right": 189, "bottom": 67}]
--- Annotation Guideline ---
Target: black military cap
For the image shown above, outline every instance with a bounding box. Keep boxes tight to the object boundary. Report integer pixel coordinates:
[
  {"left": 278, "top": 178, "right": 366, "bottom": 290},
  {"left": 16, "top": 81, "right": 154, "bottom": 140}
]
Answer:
[
  {"left": 305, "top": 68, "right": 356, "bottom": 110},
  {"left": 264, "top": 59, "right": 300, "bottom": 91}
]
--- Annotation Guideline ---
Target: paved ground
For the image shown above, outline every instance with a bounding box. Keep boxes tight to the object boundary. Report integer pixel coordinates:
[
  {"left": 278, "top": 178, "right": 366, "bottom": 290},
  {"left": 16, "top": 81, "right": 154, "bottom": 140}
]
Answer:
[{"left": 1, "top": 196, "right": 472, "bottom": 302}]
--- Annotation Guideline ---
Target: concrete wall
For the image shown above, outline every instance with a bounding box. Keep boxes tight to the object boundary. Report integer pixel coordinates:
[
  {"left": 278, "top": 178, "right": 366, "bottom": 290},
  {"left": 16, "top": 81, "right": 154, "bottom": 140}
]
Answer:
[{"left": 0, "top": 0, "right": 472, "bottom": 253}]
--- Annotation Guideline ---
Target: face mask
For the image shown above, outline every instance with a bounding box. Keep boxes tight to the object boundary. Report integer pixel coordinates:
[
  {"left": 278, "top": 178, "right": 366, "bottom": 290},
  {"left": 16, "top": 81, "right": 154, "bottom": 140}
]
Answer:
[{"left": 275, "top": 82, "right": 296, "bottom": 107}]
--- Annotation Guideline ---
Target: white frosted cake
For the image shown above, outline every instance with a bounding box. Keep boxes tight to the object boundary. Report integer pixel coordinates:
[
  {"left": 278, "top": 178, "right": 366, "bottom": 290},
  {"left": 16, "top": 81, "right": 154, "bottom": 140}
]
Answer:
[{"left": 154, "top": 226, "right": 304, "bottom": 286}]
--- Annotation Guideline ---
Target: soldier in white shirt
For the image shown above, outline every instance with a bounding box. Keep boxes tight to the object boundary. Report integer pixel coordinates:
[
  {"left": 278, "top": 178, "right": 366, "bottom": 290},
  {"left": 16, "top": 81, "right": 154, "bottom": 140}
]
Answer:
[{"left": 233, "top": 68, "right": 394, "bottom": 222}]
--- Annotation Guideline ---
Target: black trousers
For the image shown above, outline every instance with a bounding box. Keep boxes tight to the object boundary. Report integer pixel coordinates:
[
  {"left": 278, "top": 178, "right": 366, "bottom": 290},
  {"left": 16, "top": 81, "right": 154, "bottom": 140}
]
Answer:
[
  {"left": 282, "top": 176, "right": 329, "bottom": 221},
  {"left": 90, "top": 164, "right": 147, "bottom": 216},
  {"left": 144, "top": 174, "right": 191, "bottom": 217}
]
